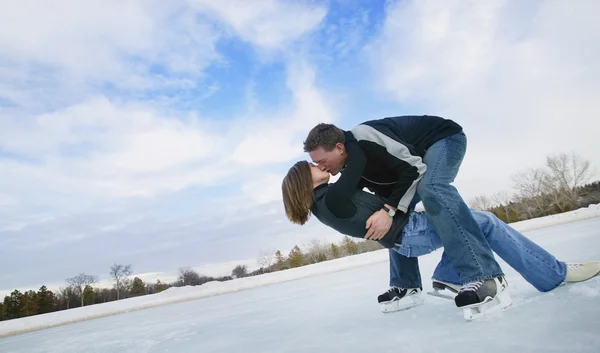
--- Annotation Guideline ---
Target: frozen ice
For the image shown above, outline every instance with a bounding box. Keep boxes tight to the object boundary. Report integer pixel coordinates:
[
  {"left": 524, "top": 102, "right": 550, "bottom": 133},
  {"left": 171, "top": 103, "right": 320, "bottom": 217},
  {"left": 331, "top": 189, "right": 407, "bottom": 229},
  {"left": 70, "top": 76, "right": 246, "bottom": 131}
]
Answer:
[{"left": 1, "top": 207, "right": 599, "bottom": 353}]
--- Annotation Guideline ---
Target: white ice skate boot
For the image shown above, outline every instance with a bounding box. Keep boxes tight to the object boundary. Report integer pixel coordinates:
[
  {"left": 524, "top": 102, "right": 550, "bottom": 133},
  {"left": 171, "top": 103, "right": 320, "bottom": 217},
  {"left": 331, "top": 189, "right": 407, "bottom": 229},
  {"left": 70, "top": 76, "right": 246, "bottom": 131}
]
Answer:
[
  {"left": 427, "top": 280, "right": 461, "bottom": 300},
  {"left": 565, "top": 262, "right": 600, "bottom": 283},
  {"left": 377, "top": 287, "right": 424, "bottom": 313},
  {"left": 454, "top": 276, "right": 512, "bottom": 321}
]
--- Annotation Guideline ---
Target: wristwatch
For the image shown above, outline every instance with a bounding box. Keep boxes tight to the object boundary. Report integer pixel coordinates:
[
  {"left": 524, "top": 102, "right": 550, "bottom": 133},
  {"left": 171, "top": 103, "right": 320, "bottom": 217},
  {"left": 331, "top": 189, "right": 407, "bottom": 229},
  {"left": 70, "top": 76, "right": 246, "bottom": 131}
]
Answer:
[{"left": 382, "top": 205, "right": 396, "bottom": 217}]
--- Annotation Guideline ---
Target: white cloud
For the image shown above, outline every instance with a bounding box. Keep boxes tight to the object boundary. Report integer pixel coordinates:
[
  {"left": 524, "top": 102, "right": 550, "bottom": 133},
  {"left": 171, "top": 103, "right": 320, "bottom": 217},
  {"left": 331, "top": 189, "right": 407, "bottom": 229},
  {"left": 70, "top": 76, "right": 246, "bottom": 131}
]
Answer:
[
  {"left": 188, "top": 0, "right": 328, "bottom": 50},
  {"left": 365, "top": 0, "right": 600, "bottom": 198},
  {"left": 0, "top": 0, "right": 220, "bottom": 89},
  {"left": 0, "top": 57, "right": 336, "bottom": 210},
  {"left": 241, "top": 174, "right": 286, "bottom": 205},
  {"left": 0, "top": 0, "right": 341, "bottom": 294},
  {"left": 0, "top": 97, "right": 232, "bottom": 203},
  {"left": 231, "top": 60, "right": 337, "bottom": 167},
  {"left": 0, "top": 0, "right": 336, "bottom": 210}
]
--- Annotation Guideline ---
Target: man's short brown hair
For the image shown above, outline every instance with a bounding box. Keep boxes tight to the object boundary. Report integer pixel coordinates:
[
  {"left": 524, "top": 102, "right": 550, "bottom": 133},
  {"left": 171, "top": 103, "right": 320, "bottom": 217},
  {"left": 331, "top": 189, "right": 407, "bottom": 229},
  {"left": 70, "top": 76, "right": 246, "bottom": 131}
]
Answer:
[{"left": 303, "top": 123, "right": 345, "bottom": 152}]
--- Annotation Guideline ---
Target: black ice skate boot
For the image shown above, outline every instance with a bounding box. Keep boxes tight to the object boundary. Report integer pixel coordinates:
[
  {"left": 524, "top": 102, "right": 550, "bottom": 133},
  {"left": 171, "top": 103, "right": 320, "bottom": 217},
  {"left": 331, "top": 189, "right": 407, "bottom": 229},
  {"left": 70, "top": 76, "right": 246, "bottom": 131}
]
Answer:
[
  {"left": 377, "top": 286, "right": 424, "bottom": 313},
  {"left": 454, "top": 276, "right": 512, "bottom": 321}
]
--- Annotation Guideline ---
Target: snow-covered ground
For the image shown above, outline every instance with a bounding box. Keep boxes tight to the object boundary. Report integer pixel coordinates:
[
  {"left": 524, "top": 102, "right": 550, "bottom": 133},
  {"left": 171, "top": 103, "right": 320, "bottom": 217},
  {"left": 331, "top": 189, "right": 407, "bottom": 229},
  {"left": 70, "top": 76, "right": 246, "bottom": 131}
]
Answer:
[{"left": 1, "top": 205, "right": 599, "bottom": 352}]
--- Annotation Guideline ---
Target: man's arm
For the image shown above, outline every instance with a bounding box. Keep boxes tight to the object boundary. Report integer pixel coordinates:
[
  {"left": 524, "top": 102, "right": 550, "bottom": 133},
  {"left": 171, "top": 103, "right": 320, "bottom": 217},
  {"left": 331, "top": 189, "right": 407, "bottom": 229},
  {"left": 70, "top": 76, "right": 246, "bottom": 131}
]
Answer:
[
  {"left": 351, "top": 124, "right": 427, "bottom": 213},
  {"left": 381, "top": 154, "right": 425, "bottom": 213},
  {"left": 324, "top": 137, "right": 367, "bottom": 219}
]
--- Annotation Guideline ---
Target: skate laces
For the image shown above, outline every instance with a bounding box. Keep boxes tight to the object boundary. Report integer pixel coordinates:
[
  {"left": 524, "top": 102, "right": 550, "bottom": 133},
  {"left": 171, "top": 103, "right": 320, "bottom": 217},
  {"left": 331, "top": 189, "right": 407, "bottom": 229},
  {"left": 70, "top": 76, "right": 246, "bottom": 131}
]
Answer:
[
  {"left": 388, "top": 286, "right": 402, "bottom": 293},
  {"left": 567, "top": 263, "right": 583, "bottom": 271},
  {"left": 459, "top": 281, "right": 483, "bottom": 293}
]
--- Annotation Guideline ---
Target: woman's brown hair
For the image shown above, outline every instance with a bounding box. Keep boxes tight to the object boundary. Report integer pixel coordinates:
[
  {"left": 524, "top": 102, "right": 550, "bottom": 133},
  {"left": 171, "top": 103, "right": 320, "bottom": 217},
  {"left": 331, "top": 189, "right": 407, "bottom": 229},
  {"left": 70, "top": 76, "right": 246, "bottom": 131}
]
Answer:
[{"left": 282, "top": 160, "right": 314, "bottom": 225}]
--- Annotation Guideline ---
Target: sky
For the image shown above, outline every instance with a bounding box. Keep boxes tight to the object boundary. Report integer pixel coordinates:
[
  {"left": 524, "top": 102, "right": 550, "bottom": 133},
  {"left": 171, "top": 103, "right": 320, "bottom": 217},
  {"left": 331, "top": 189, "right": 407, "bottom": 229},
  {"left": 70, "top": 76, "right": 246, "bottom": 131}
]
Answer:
[{"left": 1, "top": 0, "right": 599, "bottom": 296}]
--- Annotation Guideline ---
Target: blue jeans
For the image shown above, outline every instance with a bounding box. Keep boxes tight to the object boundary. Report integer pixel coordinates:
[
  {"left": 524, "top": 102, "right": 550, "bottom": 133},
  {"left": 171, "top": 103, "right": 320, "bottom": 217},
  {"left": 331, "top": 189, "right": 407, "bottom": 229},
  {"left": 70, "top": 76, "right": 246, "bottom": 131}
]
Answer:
[
  {"left": 388, "top": 193, "right": 422, "bottom": 288},
  {"left": 394, "top": 209, "right": 567, "bottom": 292},
  {"left": 417, "top": 131, "right": 504, "bottom": 283}
]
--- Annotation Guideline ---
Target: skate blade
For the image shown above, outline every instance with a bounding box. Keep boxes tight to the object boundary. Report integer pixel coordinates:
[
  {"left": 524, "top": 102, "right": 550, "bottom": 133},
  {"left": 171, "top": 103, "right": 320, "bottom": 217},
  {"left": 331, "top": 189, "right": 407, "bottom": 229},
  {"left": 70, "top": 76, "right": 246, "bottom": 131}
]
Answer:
[
  {"left": 380, "top": 294, "right": 425, "bottom": 313},
  {"left": 426, "top": 289, "right": 455, "bottom": 300},
  {"left": 462, "top": 290, "right": 512, "bottom": 321}
]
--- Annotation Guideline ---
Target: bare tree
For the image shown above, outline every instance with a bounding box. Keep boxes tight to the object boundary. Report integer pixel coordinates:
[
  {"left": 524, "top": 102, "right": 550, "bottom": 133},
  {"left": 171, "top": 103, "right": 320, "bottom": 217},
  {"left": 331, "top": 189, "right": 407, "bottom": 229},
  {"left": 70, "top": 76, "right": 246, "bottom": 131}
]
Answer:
[
  {"left": 305, "top": 239, "right": 328, "bottom": 263},
  {"left": 511, "top": 167, "right": 549, "bottom": 217},
  {"left": 469, "top": 195, "right": 494, "bottom": 211},
  {"left": 257, "top": 249, "right": 275, "bottom": 273},
  {"left": 66, "top": 273, "right": 98, "bottom": 307},
  {"left": 177, "top": 267, "right": 202, "bottom": 286},
  {"left": 232, "top": 264, "right": 248, "bottom": 278},
  {"left": 56, "top": 286, "right": 76, "bottom": 310},
  {"left": 545, "top": 152, "right": 593, "bottom": 207},
  {"left": 109, "top": 264, "right": 132, "bottom": 300},
  {"left": 357, "top": 239, "right": 385, "bottom": 252},
  {"left": 492, "top": 190, "right": 515, "bottom": 222}
]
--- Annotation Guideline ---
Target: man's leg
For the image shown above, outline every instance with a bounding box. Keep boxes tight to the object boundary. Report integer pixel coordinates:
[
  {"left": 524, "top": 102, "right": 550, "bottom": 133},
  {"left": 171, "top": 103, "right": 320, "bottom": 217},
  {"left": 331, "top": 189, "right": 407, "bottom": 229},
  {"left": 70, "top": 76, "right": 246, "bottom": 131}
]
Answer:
[
  {"left": 417, "top": 131, "right": 504, "bottom": 284},
  {"left": 431, "top": 251, "right": 462, "bottom": 285}
]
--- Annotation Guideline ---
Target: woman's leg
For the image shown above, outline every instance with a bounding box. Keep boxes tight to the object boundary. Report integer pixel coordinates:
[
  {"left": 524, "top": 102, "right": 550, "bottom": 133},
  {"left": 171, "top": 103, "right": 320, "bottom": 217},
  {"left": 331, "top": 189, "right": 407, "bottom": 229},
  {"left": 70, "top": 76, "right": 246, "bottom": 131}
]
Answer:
[
  {"left": 399, "top": 209, "right": 568, "bottom": 292},
  {"left": 388, "top": 192, "right": 424, "bottom": 289},
  {"left": 395, "top": 211, "right": 461, "bottom": 285},
  {"left": 471, "top": 210, "right": 567, "bottom": 292},
  {"left": 388, "top": 249, "right": 422, "bottom": 288}
]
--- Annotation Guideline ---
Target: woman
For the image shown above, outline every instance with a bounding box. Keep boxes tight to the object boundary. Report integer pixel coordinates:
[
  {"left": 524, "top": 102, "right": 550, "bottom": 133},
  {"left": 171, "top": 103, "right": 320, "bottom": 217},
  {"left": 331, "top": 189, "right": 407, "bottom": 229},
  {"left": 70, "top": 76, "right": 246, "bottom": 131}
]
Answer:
[{"left": 282, "top": 160, "right": 600, "bottom": 318}]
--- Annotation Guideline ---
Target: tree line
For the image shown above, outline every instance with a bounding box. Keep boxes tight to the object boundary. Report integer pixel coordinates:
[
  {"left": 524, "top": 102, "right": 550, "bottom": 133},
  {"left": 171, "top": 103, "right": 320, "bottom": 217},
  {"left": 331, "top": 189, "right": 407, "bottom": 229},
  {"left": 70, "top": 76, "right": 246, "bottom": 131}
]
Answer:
[
  {"left": 1, "top": 151, "right": 597, "bottom": 323},
  {"left": 0, "top": 236, "right": 382, "bottom": 322},
  {"left": 468, "top": 152, "right": 598, "bottom": 222}
]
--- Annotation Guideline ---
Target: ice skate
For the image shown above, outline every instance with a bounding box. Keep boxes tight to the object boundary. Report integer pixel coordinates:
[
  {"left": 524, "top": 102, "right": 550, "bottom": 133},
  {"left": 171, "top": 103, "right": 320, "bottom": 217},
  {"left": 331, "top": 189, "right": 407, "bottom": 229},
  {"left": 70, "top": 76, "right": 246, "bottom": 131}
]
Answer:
[
  {"left": 378, "top": 287, "right": 424, "bottom": 313},
  {"left": 427, "top": 280, "right": 461, "bottom": 300},
  {"left": 565, "top": 262, "right": 600, "bottom": 283},
  {"left": 454, "top": 276, "right": 512, "bottom": 321}
]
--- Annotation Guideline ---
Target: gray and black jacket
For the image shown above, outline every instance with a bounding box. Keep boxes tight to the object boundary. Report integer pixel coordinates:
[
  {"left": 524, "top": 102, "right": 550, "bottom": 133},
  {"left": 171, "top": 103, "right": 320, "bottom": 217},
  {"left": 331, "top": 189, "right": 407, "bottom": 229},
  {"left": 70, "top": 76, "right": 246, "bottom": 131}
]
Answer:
[
  {"left": 348, "top": 115, "right": 462, "bottom": 213},
  {"left": 309, "top": 115, "right": 462, "bottom": 246}
]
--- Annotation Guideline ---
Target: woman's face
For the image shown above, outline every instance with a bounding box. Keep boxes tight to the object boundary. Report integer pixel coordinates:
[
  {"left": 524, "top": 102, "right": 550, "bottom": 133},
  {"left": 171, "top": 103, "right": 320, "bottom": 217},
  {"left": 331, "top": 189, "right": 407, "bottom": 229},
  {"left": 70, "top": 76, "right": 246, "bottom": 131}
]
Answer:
[{"left": 310, "top": 162, "right": 330, "bottom": 185}]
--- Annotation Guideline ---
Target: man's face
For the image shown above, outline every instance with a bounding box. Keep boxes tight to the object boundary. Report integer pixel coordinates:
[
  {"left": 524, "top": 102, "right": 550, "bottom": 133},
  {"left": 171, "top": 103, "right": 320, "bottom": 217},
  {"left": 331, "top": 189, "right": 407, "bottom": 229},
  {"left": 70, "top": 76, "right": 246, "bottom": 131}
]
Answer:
[{"left": 309, "top": 143, "right": 346, "bottom": 176}]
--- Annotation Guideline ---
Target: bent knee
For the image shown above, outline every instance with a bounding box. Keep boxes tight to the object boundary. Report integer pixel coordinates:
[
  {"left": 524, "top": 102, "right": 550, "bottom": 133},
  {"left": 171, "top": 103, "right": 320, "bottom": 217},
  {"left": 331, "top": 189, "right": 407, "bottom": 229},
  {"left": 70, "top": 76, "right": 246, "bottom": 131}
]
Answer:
[{"left": 472, "top": 210, "right": 497, "bottom": 228}]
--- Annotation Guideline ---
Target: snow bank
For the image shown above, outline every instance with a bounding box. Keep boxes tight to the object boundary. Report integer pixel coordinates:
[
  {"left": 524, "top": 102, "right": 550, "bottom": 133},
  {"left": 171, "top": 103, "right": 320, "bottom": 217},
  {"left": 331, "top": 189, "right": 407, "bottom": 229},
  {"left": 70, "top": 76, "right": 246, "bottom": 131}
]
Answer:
[
  {"left": 1, "top": 203, "right": 599, "bottom": 338},
  {"left": 506, "top": 203, "right": 600, "bottom": 232}
]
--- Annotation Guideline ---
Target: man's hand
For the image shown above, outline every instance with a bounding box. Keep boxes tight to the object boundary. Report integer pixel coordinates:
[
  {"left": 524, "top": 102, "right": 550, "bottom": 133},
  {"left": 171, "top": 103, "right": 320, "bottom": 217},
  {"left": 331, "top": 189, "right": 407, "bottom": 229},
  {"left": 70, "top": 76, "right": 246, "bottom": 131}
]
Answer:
[{"left": 365, "top": 209, "right": 393, "bottom": 240}]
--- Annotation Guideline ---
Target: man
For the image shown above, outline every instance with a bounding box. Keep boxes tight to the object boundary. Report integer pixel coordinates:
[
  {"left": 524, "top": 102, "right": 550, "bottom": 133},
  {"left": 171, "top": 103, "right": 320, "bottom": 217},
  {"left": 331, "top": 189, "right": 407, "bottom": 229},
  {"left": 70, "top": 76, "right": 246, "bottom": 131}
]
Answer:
[{"left": 303, "top": 115, "right": 505, "bottom": 312}]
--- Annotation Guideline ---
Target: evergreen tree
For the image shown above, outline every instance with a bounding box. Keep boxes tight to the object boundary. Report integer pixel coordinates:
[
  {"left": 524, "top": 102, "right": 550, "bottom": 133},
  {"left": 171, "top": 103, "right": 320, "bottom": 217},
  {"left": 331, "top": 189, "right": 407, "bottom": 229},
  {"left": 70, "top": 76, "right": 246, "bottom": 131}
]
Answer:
[
  {"left": 330, "top": 243, "right": 340, "bottom": 259},
  {"left": 342, "top": 236, "right": 359, "bottom": 255},
  {"left": 273, "top": 250, "right": 287, "bottom": 270},
  {"left": 0, "top": 302, "right": 5, "bottom": 321},
  {"left": 275, "top": 250, "right": 285, "bottom": 265},
  {"left": 19, "top": 290, "right": 39, "bottom": 317},
  {"left": 287, "top": 245, "right": 304, "bottom": 268},
  {"left": 130, "top": 277, "right": 147, "bottom": 296},
  {"left": 155, "top": 280, "right": 166, "bottom": 293},
  {"left": 83, "top": 285, "right": 95, "bottom": 305},
  {"left": 37, "top": 285, "right": 57, "bottom": 314},
  {"left": 4, "top": 290, "right": 22, "bottom": 320}
]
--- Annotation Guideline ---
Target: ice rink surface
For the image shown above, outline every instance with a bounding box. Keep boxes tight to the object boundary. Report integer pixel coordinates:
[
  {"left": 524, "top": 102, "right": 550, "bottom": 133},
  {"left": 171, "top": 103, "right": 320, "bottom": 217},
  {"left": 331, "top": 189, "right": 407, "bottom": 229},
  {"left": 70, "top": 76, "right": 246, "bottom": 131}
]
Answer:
[{"left": 1, "top": 217, "right": 599, "bottom": 353}]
